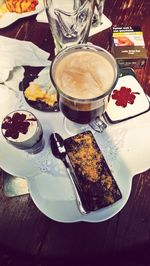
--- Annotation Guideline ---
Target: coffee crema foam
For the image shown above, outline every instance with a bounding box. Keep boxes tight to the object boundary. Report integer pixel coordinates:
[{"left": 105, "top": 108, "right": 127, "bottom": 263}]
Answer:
[{"left": 54, "top": 50, "right": 115, "bottom": 99}]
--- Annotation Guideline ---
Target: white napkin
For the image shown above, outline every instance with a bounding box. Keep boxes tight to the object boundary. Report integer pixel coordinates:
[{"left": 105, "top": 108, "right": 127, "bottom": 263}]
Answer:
[
  {"left": 36, "top": 10, "right": 112, "bottom": 36},
  {"left": 0, "top": 84, "right": 18, "bottom": 122},
  {"left": 4, "top": 66, "right": 25, "bottom": 92},
  {"left": 0, "top": 36, "right": 51, "bottom": 83}
]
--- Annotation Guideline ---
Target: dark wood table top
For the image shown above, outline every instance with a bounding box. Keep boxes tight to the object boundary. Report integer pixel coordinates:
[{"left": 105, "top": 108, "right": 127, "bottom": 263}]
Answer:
[{"left": 0, "top": 1, "right": 150, "bottom": 265}]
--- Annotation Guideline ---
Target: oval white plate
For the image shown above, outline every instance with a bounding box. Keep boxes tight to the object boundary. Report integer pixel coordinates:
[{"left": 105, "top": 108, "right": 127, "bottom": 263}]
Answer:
[{"left": 0, "top": 0, "right": 44, "bottom": 29}]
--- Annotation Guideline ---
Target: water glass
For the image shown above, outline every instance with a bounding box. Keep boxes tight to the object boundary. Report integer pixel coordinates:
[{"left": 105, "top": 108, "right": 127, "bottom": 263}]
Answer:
[{"left": 44, "top": 0, "right": 94, "bottom": 53}]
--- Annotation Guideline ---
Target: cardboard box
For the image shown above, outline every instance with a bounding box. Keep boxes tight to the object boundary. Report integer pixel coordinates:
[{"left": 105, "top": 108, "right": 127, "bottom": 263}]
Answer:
[{"left": 111, "top": 26, "right": 148, "bottom": 68}]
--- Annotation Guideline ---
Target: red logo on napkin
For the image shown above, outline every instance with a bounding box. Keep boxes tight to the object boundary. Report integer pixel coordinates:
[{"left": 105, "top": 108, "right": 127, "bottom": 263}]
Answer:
[{"left": 112, "top": 86, "right": 140, "bottom": 107}]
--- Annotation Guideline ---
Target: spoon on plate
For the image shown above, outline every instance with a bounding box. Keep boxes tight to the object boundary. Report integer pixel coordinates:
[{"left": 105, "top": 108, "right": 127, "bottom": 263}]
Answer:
[{"left": 50, "top": 133, "right": 90, "bottom": 215}]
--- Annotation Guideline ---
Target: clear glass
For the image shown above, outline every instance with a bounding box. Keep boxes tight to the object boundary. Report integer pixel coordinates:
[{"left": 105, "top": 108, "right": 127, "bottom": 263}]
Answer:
[
  {"left": 44, "top": 0, "right": 94, "bottom": 53},
  {"left": 92, "top": 0, "right": 105, "bottom": 26},
  {"left": 50, "top": 43, "right": 119, "bottom": 134},
  {"left": 1, "top": 110, "right": 45, "bottom": 154}
]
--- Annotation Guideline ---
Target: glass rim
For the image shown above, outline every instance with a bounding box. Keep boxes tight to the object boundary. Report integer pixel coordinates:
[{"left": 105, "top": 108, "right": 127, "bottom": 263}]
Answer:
[
  {"left": 50, "top": 43, "right": 119, "bottom": 103},
  {"left": 1, "top": 109, "right": 38, "bottom": 120}
]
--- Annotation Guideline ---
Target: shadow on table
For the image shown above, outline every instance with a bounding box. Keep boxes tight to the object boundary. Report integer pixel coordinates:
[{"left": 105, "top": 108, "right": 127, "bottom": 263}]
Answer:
[{"left": 0, "top": 241, "right": 150, "bottom": 266}]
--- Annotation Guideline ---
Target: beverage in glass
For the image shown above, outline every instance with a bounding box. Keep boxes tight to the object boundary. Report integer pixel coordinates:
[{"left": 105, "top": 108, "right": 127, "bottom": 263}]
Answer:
[{"left": 50, "top": 43, "right": 119, "bottom": 127}]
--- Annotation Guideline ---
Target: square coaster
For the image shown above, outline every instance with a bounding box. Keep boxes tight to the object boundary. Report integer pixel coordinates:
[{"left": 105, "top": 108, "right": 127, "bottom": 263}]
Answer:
[{"left": 104, "top": 69, "right": 150, "bottom": 123}]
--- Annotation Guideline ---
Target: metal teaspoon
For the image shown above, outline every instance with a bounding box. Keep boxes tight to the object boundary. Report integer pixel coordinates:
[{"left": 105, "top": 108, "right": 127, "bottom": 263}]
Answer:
[{"left": 50, "top": 133, "right": 90, "bottom": 215}]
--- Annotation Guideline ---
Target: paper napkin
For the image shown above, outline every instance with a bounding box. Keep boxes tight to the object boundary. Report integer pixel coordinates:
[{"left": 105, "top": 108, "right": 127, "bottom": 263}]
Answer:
[{"left": 0, "top": 36, "right": 51, "bottom": 83}]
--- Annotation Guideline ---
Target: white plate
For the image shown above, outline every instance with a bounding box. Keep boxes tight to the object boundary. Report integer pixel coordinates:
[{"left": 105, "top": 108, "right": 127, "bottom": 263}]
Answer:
[
  {"left": 1, "top": 106, "right": 150, "bottom": 222},
  {"left": 0, "top": 0, "right": 44, "bottom": 29},
  {"left": 28, "top": 111, "right": 150, "bottom": 222},
  {"left": 1, "top": 72, "right": 150, "bottom": 222}
]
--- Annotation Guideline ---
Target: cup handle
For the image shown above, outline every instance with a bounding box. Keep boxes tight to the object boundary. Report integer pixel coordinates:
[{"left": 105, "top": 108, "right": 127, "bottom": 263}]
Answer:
[{"left": 89, "top": 116, "right": 107, "bottom": 133}]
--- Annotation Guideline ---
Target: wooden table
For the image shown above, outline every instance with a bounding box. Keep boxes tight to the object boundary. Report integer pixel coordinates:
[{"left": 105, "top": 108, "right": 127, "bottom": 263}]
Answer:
[{"left": 0, "top": 1, "right": 150, "bottom": 265}]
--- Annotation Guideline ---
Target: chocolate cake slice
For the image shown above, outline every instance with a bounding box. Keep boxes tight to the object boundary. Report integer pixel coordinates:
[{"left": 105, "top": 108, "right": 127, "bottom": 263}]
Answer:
[{"left": 64, "top": 131, "right": 122, "bottom": 211}]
